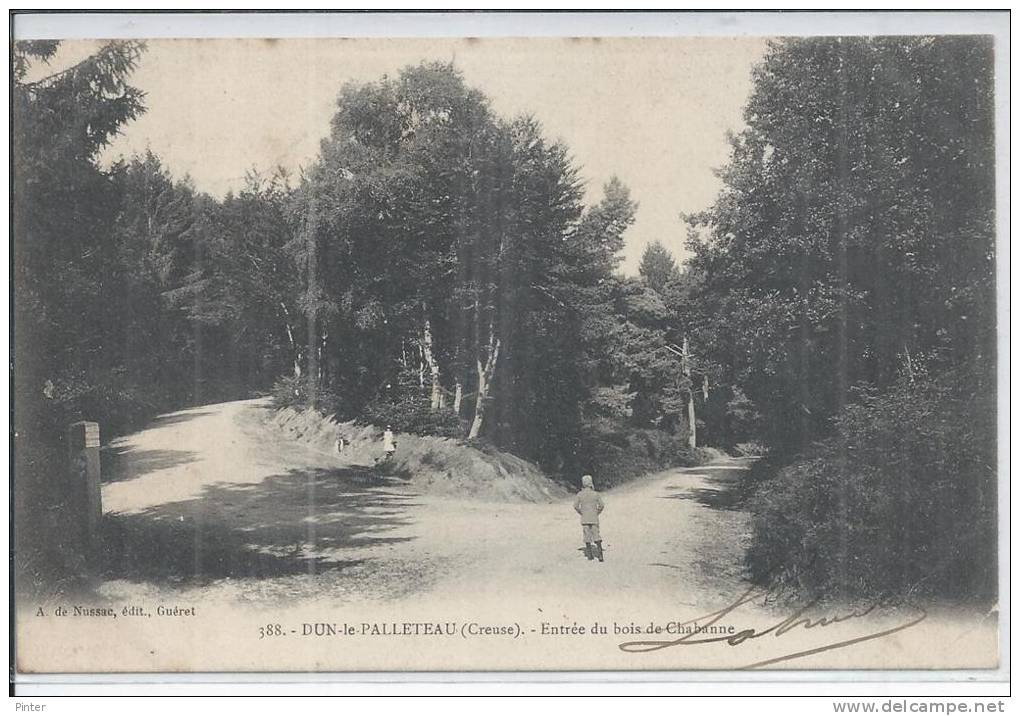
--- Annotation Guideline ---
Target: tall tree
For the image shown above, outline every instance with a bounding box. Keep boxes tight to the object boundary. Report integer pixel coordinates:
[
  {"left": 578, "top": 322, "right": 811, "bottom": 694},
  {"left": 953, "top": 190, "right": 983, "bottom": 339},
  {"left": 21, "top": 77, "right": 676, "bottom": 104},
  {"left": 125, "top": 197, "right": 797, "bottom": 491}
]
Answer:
[
  {"left": 686, "top": 36, "right": 996, "bottom": 455},
  {"left": 106, "top": 153, "right": 208, "bottom": 403},
  {"left": 296, "top": 62, "right": 501, "bottom": 420},
  {"left": 13, "top": 40, "right": 147, "bottom": 437},
  {"left": 485, "top": 117, "right": 587, "bottom": 454},
  {"left": 180, "top": 168, "right": 303, "bottom": 385},
  {"left": 638, "top": 240, "right": 680, "bottom": 293}
]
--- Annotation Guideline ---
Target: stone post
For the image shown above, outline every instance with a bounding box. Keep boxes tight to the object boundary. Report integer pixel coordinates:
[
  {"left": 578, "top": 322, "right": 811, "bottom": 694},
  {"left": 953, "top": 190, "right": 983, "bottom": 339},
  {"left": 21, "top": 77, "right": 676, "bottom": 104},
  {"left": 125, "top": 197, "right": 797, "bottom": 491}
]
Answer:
[{"left": 66, "top": 421, "right": 101, "bottom": 549}]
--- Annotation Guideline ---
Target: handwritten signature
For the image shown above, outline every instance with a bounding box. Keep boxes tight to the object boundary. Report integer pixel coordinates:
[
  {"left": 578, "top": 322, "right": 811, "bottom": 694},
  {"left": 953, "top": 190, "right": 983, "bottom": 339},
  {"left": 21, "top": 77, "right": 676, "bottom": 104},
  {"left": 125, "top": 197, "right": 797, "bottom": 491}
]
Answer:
[{"left": 617, "top": 585, "right": 928, "bottom": 669}]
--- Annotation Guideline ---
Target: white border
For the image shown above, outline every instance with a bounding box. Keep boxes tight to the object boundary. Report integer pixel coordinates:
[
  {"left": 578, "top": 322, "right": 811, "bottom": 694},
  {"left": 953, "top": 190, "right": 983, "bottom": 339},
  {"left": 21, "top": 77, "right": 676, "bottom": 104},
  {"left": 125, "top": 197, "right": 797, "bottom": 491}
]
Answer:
[{"left": 9, "top": 10, "right": 1010, "bottom": 40}]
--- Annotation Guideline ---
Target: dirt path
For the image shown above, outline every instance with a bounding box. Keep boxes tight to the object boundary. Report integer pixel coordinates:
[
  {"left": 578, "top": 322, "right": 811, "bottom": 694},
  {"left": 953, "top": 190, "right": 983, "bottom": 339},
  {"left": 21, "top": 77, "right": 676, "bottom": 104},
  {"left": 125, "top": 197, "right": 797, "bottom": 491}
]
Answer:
[
  {"left": 96, "top": 398, "right": 754, "bottom": 608},
  {"left": 23, "top": 399, "right": 997, "bottom": 672}
]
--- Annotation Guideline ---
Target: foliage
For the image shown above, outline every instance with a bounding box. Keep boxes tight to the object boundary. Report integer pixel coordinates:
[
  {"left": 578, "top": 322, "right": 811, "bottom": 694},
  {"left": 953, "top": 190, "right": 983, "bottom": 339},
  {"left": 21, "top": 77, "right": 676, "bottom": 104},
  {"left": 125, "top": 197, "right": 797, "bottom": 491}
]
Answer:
[
  {"left": 285, "top": 62, "right": 663, "bottom": 474},
  {"left": 685, "top": 36, "right": 996, "bottom": 457},
  {"left": 746, "top": 368, "right": 996, "bottom": 600},
  {"left": 360, "top": 370, "right": 463, "bottom": 438},
  {"left": 38, "top": 370, "right": 169, "bottom": 438},
  {"left": 14, "top": 40, "right": 150, "bottom": 441},
  {"left": 270, "top": 374, "right": 308, "bottom": 410},
  {"left": 676, "top": 36, "right": 998, "bottom": 601},
  {"left": 15, "top": 48, "right": 700, "bottom": 494},
  {"left": 15, "top": 39, "right": 1000, "bottom": 605},
  {"left": 577, "top": 418, "right": 700, "bottom": 489},
  {"left": 13, "top": 41, "right": 169, "bottom": 573},
  {"left": 269, "top": 374, "right": 342, "bottom": 416},
  {"left": 362, "top": 398, "right": 463, "bottom": 439},
  {"left": 638, "top": 240, "right": 680, "bottom": 293}
]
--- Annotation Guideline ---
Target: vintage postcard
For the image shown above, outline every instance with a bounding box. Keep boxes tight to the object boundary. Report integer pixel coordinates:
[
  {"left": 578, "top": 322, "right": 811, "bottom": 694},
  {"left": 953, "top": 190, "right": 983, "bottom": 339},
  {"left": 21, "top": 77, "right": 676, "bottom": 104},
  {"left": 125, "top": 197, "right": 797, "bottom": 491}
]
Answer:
[{"left": 11, "top": 13, "right": 1008, "bottom": 677}]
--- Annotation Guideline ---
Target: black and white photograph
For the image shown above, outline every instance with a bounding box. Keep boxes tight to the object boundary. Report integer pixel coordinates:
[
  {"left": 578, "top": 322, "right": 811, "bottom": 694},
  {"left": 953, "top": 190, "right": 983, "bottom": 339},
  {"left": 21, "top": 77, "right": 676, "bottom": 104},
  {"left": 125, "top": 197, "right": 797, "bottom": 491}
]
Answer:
[{"left": 10, "top": 11, "right": 1008, "bottom": 679}]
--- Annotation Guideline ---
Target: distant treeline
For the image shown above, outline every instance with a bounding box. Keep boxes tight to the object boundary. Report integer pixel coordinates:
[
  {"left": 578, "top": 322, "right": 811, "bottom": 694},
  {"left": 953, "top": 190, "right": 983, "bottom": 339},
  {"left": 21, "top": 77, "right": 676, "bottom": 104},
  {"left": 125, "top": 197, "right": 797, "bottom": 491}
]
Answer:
[{"left": 13, "top": 37, "right": 998, "bottom": 600}]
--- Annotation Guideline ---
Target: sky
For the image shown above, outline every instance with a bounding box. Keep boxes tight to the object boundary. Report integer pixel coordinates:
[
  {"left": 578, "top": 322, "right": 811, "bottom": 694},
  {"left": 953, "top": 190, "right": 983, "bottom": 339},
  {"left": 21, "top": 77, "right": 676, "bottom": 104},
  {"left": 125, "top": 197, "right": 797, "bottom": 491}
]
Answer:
[{"left": 46, "top": 37, "right": 767, "bottom": 274}]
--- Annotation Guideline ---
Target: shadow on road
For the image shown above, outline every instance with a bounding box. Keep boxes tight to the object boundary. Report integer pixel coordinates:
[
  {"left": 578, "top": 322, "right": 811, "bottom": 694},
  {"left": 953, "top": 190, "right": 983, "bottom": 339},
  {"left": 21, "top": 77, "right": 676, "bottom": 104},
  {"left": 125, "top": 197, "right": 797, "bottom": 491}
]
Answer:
[
  {"left": 662, "top": 468, "right": 747, "bottom": 511},
  {"left": 147, "top": 410, "right": 216, "bottom": 428},
  {"left": 101, "top": 447, "right": 201, "bottom": 484},
  {"left": 98, "top": 467, "right": 418, "bottom": 585}
]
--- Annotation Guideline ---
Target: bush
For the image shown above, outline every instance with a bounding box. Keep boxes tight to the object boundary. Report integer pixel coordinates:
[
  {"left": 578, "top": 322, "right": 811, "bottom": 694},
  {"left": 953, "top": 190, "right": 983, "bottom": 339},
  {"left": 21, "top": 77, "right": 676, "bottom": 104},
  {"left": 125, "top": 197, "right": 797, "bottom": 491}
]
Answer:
[
  {"left": 577, "top": 419, "right": 704, "bottom": 488},
  {"left": 274, "top": 370, "right": 461, "bottom": 438},
  {"left": 41, "top": 369, "right": 170, "bottom": 437},
  {"left": 746, "top": 369, "right": 996, "bottom": 601},
  {"left": 362, "top": 390, "right": 462, "bottom": 438},
  {"left": 270, "top": 374, "right": 342, "bottom": 415},
  {"left": 271, "top": 374, "right": 307, "bottom": 409}
]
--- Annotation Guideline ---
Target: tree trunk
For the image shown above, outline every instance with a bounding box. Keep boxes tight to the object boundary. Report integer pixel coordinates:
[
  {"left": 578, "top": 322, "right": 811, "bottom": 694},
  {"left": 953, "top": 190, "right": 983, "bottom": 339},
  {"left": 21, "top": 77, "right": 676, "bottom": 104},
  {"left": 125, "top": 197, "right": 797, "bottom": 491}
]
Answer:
[
  {"left": 281, "top": 303, "right": 302, "bottom": 379},
  {"left": 306, "top": 318, "right": 318, "bottom": 405},
  {"left": 686, "top": 395, "right": 697, "bottom": 450},
  {"left": 453, "top": 380, "right": 463, "bottom": 415},
  {"left": 421, "top": 317, "right": 444, "bottom": 411},
  {"left": 304, "top": 196, "right": 319, "bottom": 408},
  {"left": 468, "top": 326, "right": 500, "bottom": 440},
  {"left": 683, "top": 335, "right": 696, "bottom": 450},
  {"left": 468, "top": 368, "right": 487, "bottom": 440},
  {"left": 318, "top": 331, "right": 327, "bottom": 385}
]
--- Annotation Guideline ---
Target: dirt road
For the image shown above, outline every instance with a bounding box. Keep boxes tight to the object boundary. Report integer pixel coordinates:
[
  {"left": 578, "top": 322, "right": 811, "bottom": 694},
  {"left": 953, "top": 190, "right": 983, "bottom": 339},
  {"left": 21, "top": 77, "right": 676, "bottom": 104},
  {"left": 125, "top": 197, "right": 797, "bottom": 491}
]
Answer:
[
  {"left": 96, "top": 398, "right": 754, "bottom": 608},
  {"left": 20, "top": 398, "right": 997, "bottom": 672}
]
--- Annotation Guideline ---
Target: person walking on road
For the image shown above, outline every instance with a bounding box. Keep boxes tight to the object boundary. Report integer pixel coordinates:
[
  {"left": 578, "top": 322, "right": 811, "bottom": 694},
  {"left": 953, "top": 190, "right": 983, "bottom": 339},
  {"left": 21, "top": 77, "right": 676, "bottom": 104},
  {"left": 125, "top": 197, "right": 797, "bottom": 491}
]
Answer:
[{"left": 574, "top": 474, "right": 605, "bottom": 562}]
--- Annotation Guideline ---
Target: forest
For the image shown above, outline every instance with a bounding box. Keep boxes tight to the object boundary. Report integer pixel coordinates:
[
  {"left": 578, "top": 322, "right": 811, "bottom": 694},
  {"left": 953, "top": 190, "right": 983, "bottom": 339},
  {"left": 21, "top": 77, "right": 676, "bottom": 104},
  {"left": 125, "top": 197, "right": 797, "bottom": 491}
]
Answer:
[{"left": 13, "top": 36, "right": 998, "bottom": 601}]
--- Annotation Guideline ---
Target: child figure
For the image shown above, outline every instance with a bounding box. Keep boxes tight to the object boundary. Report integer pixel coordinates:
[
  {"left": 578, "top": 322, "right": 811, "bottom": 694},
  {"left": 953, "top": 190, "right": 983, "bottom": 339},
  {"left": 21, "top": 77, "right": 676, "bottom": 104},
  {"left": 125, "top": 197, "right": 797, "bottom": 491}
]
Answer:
[
  {"left": 382, "top": 425, "right": 396, "bottom": 460},
  {"left": 573, "top": 474, "right": 605, "bottom": 562}
]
